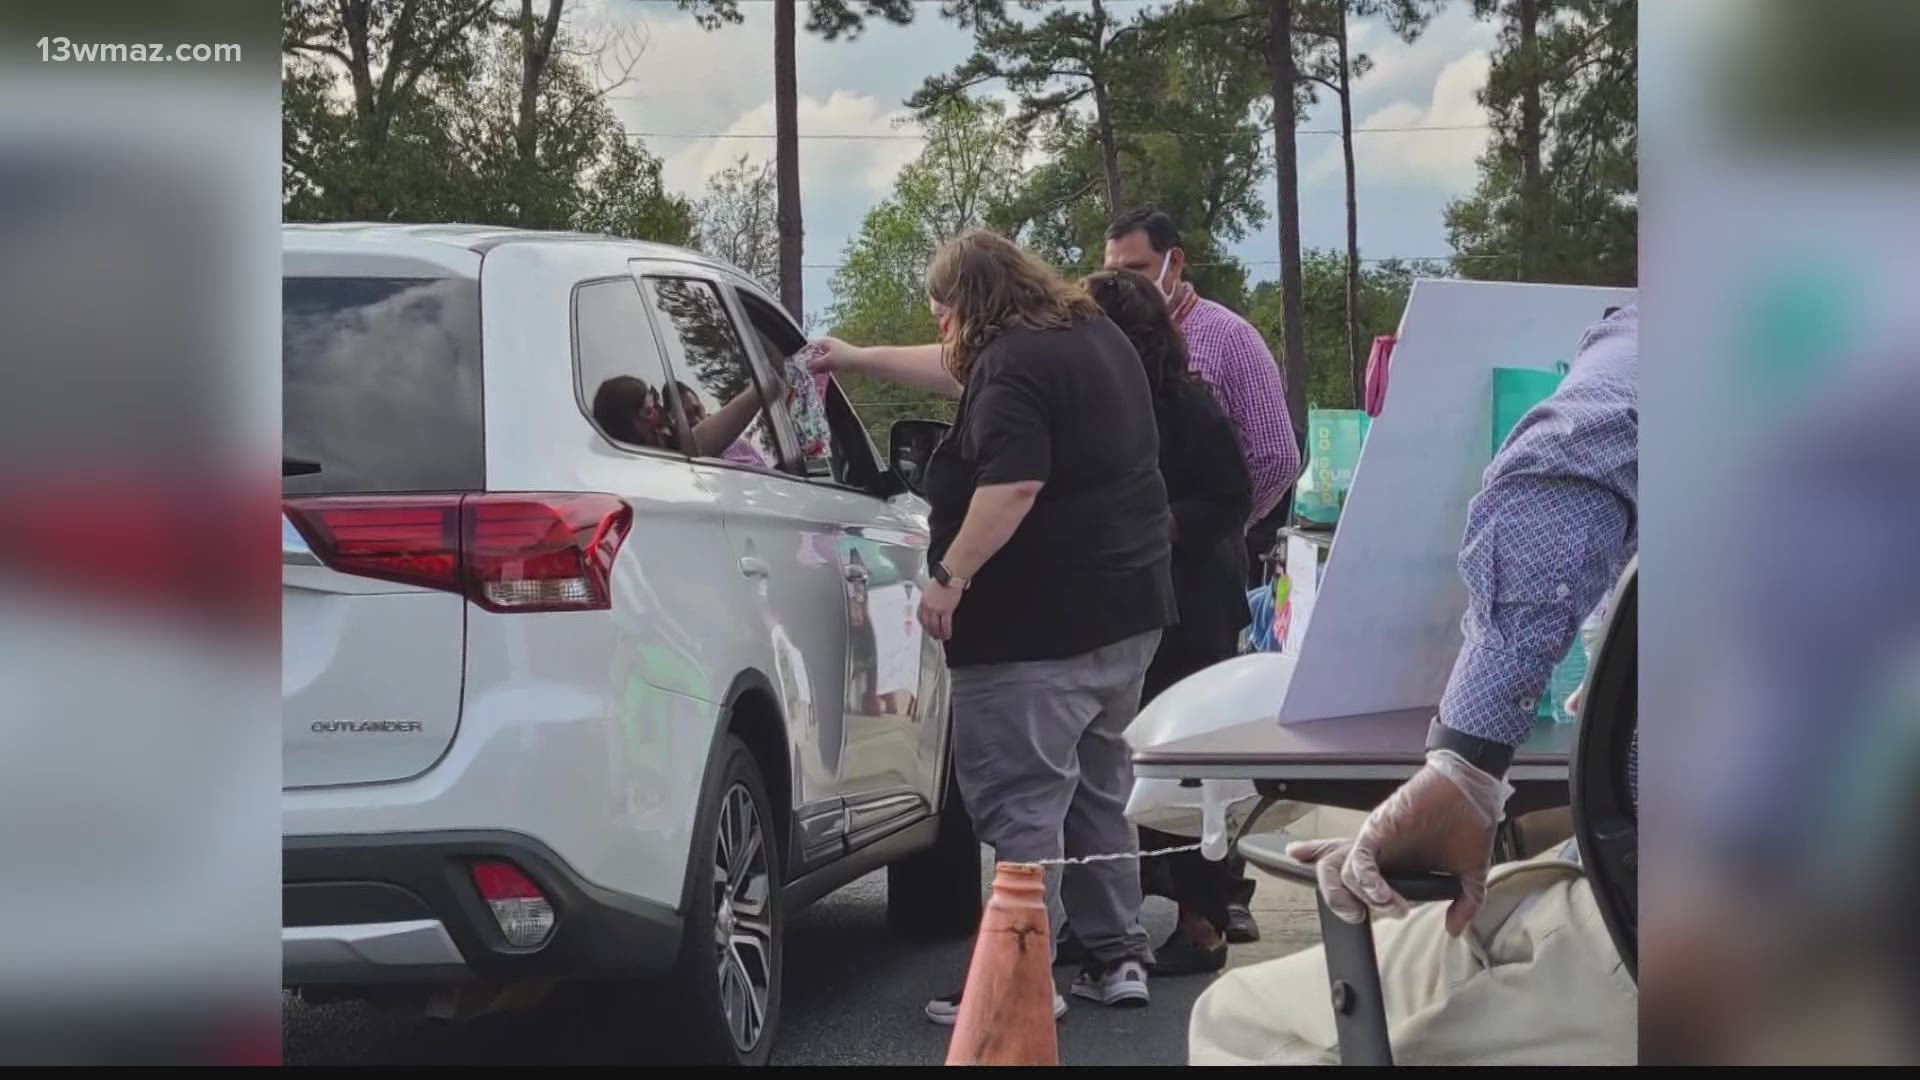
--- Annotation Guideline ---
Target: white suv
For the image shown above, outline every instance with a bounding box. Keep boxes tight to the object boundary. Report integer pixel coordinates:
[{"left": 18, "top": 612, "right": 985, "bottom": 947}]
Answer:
[{"left": 280, "top": 223, "right": 979, "bottom": 1064}]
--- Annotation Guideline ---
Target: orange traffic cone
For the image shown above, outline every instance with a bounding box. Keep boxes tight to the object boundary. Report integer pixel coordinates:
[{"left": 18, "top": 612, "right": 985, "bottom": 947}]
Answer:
[{"left": 945, "top": 862, "right": 1060, "bottom": 1067}]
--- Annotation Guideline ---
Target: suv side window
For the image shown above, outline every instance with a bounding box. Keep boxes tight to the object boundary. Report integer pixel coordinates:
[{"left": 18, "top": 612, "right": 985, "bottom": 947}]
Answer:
[
  {"left": 734, "top": 290, "right": 877, "bottom": 487},
  {"left": 573, "top": 278, "right": 687, "bottom": 454},
  {"left": 640, "top": 276, "right": 782, "bottom": 471}
]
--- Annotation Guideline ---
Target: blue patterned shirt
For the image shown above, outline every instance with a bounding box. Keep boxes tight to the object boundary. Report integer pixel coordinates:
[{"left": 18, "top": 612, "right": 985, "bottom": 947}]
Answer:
[{"left": 1438, "top": 306, "right": 1639, "bottom": 786}]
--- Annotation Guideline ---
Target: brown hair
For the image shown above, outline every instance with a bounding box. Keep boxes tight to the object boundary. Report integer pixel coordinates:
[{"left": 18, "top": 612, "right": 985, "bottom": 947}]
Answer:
[
  {"left": 925, "top": 229, "right": 1101, "bottom": 383},
  {"left": 1082, "top": 269, "right": 1194, "bottom": 400}
]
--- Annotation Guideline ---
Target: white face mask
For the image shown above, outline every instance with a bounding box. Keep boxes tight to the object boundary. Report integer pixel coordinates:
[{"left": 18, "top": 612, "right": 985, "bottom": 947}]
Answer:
[{"left": 1154, "top": 249, "right": 1173, "bottom": 296}]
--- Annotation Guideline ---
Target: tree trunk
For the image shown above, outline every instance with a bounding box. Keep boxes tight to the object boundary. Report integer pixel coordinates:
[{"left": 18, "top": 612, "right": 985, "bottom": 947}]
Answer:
[
  {"left": 1337, "top": 2, "right": 1363, "bottom": 407},
  {"left": 1518, "top": 0, "right": 1542, "bottom": 280},
  {"left": 774, "top": 0, "right": 805, "bottom": 317},
  {"left": 515, "top": 1, "right": 566, "bottom": 225},
  {"left": 1091, "top": 80, "right": 1125, "bottom": 213},
  {"left": 340, "top": 0, "right": 379, "bottom": 216},
  {"left": 343, "top": 0, "right": 377, "bottom": 135},
  {"left": 516, "top": 2, "right": 541, "bottom": 167},
  {"left": 1269, "top": 0, "right": 1307, "bottom": 442},
  {"left": 1090, "top": 1, "right": 1124, "bottom": 213}
]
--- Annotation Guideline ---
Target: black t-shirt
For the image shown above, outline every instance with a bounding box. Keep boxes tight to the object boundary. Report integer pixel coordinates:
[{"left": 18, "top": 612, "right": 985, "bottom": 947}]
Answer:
[{"left": 925, "top": 316, "right": 1177, "bottom": 667}]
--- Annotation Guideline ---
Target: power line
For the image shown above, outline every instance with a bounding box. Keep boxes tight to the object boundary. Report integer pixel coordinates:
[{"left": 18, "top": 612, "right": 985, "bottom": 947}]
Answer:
[{"left": 625, "top": 123, "right": 1489, "bottom": 141}]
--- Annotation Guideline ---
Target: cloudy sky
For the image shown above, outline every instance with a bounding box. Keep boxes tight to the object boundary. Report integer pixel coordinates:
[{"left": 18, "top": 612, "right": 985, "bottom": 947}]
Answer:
[{"left": 586, "top": 0, "right": 1498, "bottom": 322}]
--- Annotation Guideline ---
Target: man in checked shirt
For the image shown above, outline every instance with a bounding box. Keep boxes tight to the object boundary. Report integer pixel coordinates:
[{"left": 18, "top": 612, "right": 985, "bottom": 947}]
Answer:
[
  {"left": 1102, "top": 210, "right": 1303, "bottom": 563},
  {"left": 1188, "top": 305, "right": 1640, "bottom": 1065},
  {"left": 1103, "top": 209, "right": 1303, "bottom": 949}
]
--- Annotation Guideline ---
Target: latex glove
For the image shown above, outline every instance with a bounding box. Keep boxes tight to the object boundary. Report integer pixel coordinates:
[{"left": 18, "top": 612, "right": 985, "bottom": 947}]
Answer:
[{"left": 1287, "top": 748, "right": 1514, "bottom": 936}]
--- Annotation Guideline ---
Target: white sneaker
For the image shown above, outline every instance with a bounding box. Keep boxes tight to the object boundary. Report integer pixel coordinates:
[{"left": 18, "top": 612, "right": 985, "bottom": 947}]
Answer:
[
  {"left": 924, "top": 988, "right": 1068, "bottom": 1026},
  {"left": 1070, "top": 960, "right": 1150, "bottom": 1008}
]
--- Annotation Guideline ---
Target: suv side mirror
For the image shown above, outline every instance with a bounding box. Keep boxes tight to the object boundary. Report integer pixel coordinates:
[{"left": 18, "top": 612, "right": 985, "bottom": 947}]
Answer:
[{"left": 887, "top": 419, "right": 949, "bottom": 497}]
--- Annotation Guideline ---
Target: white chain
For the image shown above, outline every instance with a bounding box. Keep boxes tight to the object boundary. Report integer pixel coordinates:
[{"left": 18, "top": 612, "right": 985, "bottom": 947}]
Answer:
[{"left": 1024, "top": 841, "right": 1204, "bottom": 867}]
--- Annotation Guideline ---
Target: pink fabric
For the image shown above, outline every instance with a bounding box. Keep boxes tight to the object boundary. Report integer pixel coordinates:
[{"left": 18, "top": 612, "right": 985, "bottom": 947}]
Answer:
[{"left": 1363, "top": 334, "right": 1396, "bottom": 418}]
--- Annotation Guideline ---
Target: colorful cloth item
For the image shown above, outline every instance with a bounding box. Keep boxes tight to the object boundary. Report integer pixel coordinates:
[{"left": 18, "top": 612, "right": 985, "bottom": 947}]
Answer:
[{"left": 1363, "top": 335, "right": 1396, "bottom": 418}]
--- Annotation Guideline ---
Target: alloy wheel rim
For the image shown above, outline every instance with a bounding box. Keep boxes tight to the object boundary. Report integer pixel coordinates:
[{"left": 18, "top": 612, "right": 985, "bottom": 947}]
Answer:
[{"left": 712, "top": 782, "right": 774, "bottom": 1053}]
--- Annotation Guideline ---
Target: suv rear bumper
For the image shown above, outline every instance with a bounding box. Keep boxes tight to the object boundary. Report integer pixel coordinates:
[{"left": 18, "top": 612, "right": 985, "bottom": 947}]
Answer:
[{"left": 284, "top": 830, "right": 683, "bottom": 988}]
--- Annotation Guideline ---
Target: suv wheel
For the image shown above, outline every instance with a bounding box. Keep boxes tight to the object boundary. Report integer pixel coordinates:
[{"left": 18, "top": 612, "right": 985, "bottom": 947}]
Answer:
[
  {"left": 674, "top": 736, "right": 784, "bottom": 1064},
  {"left": 886, "top": 766, "right": 983, "bottom": 939}
]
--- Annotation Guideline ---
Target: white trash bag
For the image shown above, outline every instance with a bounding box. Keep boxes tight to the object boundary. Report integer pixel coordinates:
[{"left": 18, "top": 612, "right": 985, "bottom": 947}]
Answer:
[{"left": 1124, "top": 653, "right": 1312, "bottom": 859}]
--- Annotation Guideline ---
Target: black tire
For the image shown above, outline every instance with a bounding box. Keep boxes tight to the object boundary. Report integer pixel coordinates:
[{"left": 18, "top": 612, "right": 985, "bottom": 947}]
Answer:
[
  {"left": 886, "top": 766, "right": 983, "bottom": 940},
  {"left": 670, "top": 735, "right": 784, "bottom": 1065}
]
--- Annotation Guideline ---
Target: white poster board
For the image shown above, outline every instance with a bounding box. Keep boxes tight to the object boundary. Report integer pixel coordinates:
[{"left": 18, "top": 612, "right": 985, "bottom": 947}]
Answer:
[{"left": 1274, "top": 279, "right": 1635, "bottom": 724}]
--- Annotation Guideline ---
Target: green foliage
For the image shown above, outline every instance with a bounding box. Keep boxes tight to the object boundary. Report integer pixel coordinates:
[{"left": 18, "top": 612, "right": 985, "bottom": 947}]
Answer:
[
  {"left": 282, "top": 0, "right": 1642, "bottom": 441},
  {"left": 984, "top": 0, "right": 1274, "bottom": 309},
  {"left": 912, "top": 0, "right": 1156, "bottom": 128},
  {"left": 825, "top": 95, "right": 1030, "bottom": 443},
  {"left": 677, "top": 0, "right": 917, "bottom": 41},
  {"left": 282, "top": 0, "right": 693, "bottom": 244},
  {"left": 1247, "top": 251, "right": 1449, "bottom": 409},
  {"left": 694, "top": 155, "right": 781, "bottom": 293},
  {"left": 1446, "top": 0, "right": 1637, "bottom": 286}
]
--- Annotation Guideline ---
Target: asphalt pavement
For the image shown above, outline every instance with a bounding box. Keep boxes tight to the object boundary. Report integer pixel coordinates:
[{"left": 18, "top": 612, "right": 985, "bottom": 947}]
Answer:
[{"left": 285, "top": 864, "right": 1231, "bottom": 1066}]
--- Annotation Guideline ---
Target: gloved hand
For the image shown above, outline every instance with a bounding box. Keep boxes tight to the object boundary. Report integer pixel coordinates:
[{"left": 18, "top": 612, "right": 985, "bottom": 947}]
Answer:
[{"left": 1287, "top": 748, "right": 1514, "bottom": 936}]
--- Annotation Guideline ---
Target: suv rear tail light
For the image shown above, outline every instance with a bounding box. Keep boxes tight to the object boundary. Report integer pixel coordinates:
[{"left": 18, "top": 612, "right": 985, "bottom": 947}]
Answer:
[
  {"left": 284, "top": 493, "right": 632, "bottom": 613},
  {"left": 469, "top": 860, "right": 555, "bottom": 948}
]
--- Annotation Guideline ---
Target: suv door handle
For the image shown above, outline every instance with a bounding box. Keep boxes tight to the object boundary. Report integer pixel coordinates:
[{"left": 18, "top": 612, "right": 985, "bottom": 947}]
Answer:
[
  {"left": 738, "top": 556, "right": 770, "bottom": 579},
  {"left": 843, "top": 564, "right": 870, "bottom": 584}
]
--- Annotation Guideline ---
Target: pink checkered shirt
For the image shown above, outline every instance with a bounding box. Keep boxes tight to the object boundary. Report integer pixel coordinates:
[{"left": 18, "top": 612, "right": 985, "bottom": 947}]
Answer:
[{"left": 1172, "top": 287, "right": 1301, "bottom": 526}]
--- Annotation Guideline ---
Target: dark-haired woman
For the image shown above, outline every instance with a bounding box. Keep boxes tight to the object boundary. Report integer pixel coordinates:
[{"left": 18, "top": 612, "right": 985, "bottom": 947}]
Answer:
[{"left": 1085, "top": 268, "right": 1252, "bottom": 976}]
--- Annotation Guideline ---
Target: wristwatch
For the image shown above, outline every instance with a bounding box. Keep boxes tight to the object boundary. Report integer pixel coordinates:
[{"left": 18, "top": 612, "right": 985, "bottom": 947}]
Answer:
[
  {"left": 930, "top": 561, "right": 971, "bottom": 591},
  {"left": 1425, "top": 718, "right": 1516, "bottom": 780}
]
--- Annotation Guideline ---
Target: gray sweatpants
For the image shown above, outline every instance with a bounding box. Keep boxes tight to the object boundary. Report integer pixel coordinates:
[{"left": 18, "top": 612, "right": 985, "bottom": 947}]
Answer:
[{"left": 949, "top": 629, "right": 1161, "bottom": 968}]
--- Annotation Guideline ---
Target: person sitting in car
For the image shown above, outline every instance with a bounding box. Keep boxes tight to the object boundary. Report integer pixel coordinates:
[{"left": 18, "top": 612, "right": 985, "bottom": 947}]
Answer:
[
  {"left": 674, "top": 377, "right": 783, "bottom": 468},
  {"left": 592, "top": 375, "right": 671, "bottom": 449}
]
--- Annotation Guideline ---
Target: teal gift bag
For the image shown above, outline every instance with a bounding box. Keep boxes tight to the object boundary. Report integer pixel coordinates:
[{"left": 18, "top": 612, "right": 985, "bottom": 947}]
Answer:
[
  {"left": 1293, "top": 408, "right": 1372, "bottom": 527},
  {"left": 1491, "top": 364, "right": 1569, "bottom": 457}
]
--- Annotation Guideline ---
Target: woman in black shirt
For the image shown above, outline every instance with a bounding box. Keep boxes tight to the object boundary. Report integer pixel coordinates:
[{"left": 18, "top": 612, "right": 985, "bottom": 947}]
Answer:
[
  {"left": 1085, "top": 269, "right": 1253, "bottom": 976},
  {"left": 808, "top": 229, "right": 1176, "bottom": 1019}
]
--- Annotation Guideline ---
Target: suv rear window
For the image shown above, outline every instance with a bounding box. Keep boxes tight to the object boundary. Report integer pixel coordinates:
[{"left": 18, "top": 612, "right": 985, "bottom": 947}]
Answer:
[{"left": 283, "top": 276, "right": 484, "bottom": 495}]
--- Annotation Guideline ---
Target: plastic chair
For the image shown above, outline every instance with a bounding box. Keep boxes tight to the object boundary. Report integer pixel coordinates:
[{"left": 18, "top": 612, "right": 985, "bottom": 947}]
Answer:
[
  {"left": 1236, "top": 836, "right": 1460, "bottom": 1067},
  {"left": 1236, "top": 559, "right": 1639, "bottom": 1065}
]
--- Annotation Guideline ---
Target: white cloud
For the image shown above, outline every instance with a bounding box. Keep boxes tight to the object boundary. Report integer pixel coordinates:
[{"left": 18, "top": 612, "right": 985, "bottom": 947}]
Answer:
[
  {"left": 599, "top": 9, "right": 772, "bottom": 162},
  {"left": 660, "top": 91, "right": 922, "bottom": 201},
  {"left": 1306, "top": 49, "right": 1491, "bottom": 192},
  {"left": 1341, "top": 4, "right": 1496, "bottom": 111},
  {"left": 580, "top": 3, "right": 981, "bottom": 317}
]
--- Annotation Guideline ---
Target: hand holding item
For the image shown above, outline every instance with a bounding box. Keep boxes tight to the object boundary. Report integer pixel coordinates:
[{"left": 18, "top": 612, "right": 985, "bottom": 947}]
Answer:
[{"left": 800, "top": 338, "right": 863, "bottom": 375}]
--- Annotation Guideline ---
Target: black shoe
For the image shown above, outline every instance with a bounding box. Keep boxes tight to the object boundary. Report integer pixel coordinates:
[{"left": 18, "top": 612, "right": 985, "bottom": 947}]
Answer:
[
  {"left": 1146, "top": 932, "right": 1228, "bottom": 977},
  {"left": 1225, "top": 904, "right": 1260, "bottom": 944}
]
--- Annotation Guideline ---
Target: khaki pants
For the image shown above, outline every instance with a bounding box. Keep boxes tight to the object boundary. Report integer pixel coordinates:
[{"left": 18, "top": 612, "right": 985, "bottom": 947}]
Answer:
[{"left": 1189, "top": 849, "right": 1637, "bottom": 1066}]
